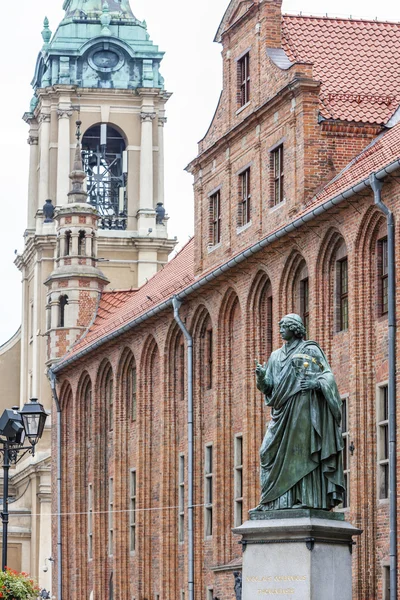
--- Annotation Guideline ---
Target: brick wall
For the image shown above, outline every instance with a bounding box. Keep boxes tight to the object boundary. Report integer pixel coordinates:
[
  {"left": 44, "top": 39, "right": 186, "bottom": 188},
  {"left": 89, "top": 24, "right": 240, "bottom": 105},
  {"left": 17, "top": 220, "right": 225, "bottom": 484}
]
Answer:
[{"left": 54, "top": 175, "right": 400, "bottom": 599}]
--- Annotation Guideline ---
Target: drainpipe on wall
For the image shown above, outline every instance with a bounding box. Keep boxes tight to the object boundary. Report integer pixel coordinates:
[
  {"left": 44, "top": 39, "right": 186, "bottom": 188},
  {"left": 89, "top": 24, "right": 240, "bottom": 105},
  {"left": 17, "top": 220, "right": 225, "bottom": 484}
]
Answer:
[
  {"left": 369, "top": 173, "right": 397, "bottom": 600},
  {"left": 48, "top": 367, "right": 62, "bottom": 600},
  {"left": 172, "top": 297, "right": 194, "bottom": 600}
]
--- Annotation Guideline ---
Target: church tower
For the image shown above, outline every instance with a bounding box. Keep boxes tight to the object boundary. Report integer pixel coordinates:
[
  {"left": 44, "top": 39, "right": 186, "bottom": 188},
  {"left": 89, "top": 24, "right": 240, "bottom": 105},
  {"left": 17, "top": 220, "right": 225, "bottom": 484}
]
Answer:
[
  {"left": 11, "top": 0, "right": 176, "bottom": 588},
  {"left": 18, "top": 0, "right": 176, "bottom": 404},
  {"left": 44, "top": 126, "right": 110, "bottom": 363}
]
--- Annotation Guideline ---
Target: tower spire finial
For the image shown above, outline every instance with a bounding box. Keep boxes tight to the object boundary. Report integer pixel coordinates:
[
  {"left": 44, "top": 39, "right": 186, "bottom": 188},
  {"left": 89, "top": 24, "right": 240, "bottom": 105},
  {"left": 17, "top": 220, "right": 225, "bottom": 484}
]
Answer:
[{"left": 67, "top": 121, "right": 87, "bottom": 204}]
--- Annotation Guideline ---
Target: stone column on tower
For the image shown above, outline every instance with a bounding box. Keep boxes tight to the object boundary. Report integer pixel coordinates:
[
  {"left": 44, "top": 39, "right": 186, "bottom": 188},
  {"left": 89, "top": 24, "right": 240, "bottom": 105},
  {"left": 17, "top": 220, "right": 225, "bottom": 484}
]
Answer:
[
  {"left": 56, "top": 100, "right": 73, "bottom": 205},
  {"left": 157, "top": 116, "right": 167, "bottom": 208},
  {"left": 38, "top": 112, "right": 51, "bottom": 206},
  {"left": 27, "top": 131, "right": 39, "bottom": 229},
  {"left": 138, "top": 105, "right": 156, "bottom": 235}
]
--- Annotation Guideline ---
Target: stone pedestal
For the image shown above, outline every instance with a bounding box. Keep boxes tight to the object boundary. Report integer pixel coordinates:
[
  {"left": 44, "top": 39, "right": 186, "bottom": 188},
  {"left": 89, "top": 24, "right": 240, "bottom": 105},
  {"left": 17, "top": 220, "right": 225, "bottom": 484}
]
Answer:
[{"left": 233, "top": 510, "right": 362, "bottom": 600}]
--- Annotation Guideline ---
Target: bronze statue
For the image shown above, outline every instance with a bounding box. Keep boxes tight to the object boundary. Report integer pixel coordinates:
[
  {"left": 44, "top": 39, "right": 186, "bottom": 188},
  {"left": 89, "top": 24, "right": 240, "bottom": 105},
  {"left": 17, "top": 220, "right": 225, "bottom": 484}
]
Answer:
[{"left": 254, "top": 314, "right": 345, "bottom": 511}]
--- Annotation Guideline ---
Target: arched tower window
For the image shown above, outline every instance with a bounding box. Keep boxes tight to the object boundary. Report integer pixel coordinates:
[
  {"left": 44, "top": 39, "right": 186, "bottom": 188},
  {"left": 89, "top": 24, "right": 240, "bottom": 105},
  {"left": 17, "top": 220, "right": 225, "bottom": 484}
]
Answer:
[
  {"left": 59, "top": 295, "right": 69, "bottom": 328},
  {"left": 82, "top": 124, "right": 127, "bottom": 231},
  {"left": 78, "top": 230, "right": 86, "bottom": 256},
  {"left": 65, "top": 231, "right": 72, "bottom": 256}
]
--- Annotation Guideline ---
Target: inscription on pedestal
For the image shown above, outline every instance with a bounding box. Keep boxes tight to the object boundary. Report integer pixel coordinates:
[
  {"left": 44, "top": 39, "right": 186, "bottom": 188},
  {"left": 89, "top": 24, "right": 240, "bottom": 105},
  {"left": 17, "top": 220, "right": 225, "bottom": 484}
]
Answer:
[{"left": 246, "top": 574, "right": 307, "bottom": 596}]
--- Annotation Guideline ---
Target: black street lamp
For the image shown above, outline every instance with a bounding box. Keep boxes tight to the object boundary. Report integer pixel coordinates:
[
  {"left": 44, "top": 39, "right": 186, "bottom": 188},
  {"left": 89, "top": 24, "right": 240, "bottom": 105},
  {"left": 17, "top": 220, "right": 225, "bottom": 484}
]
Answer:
[{"left": 0, "top": 399, "right": 48, "bottom": 571}]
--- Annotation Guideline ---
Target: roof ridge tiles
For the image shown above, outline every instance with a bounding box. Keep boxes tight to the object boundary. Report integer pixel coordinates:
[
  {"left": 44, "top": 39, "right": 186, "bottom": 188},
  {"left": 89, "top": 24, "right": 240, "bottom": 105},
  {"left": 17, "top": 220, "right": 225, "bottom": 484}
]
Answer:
[{"left": 282, "top": 13, "right": 400, "bottom": 25}]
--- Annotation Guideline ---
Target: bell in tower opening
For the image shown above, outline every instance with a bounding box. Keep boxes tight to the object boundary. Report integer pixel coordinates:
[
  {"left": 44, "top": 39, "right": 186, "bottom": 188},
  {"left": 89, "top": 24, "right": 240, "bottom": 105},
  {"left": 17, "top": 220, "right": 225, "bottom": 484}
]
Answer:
[{"left": 81, "top": 123, "right": 127, "bottom": 230}]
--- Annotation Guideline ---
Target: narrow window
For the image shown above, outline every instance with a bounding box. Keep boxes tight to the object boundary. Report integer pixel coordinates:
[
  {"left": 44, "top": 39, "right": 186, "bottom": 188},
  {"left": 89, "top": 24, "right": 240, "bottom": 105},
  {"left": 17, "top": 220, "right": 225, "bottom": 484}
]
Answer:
[
  {"left": 130, "top": 471, "right": 136, "bottom": 552},
  {"left": 379, "top": 237, "right": 388, "bottom": 316},
  {"left": 180, "top": 342, "right": 185, "bottom": 401},
  {"left": 234, "top": 435, "right": 243, "bottom": 526},
  {"left": 239, "top": 168, "right": 251, "bottom": 227},
  {"left": 181, "top": 592, "right": 185, "bottom": 600},
  {"left": 377, "top": 385, "right": 389, "bottom": 500},
  {"left": 46, "top": 300, "right": 51, "bottom": 331},
  {"left": 65, "top": 230, "right": 71, "bottom": 256},
  {"left": 78, "top": 230, "right": 86, "bottom": 256},
  {"left": 209, "top": 191, "right": 221, "bottom": 246},
  {"left": 59, "top": 295, "right": 68, "bottom": 328},
  {"left": 237, "top": 52, "right": 250, "bottom": 107},
  {"left": 339, "top": 258, "right": 349, "bottom": 331},
  {"left": 207, "top": 589, "right": 214, "bottom": 600},
  {"left": 85, "top": 382, "right": 92, "bottom": 441},
  {"left": 106, "top": 372, "right": 114, "bottom": 431},
  {"left": 205, "top": 445, "right": 213, "bottom": 537},
  {"left": 341, "top": 398, "right": 350, "bottom": 508},
  {"left": 178, "top": 454, "right": 185, "bottom": 543},
  {"left": 109, "top": 478, "right": 114, "bottom": 555},
  {"left": 88, "top": 484, "right": 93, "bottom": 559},
  {"left": 300, "top": 277, "right": 309, "bottom": 337},
  {"left": 131, "top": 365, "right": 137, "bottom": 422},
  {"left": 206, "top": 328, "right": 213, "bottom": 390},
  {"left": 383, "top": 565, "right": 390, "bottom": 600},
  {"left": 271, "top": 145, "right": 284, "bottom": 205}
]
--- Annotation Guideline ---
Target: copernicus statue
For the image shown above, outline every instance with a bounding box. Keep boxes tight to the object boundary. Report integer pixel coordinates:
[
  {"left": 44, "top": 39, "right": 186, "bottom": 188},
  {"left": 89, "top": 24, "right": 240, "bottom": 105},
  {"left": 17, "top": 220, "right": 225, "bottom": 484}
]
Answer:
[{"left": 254, "top": 313, "right": 345, "bottom": 511}]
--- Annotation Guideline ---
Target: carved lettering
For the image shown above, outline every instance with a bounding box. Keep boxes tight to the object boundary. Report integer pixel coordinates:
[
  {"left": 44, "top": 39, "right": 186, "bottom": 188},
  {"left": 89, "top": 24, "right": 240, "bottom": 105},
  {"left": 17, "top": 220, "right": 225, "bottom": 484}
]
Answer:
[{"left": 257, "top": 589, "right": 295, "bottom": 595}]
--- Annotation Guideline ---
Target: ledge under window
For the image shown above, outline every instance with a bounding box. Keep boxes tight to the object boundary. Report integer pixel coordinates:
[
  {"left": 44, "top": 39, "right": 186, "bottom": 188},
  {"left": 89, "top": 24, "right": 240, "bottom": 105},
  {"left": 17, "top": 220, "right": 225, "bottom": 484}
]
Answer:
[
  {"left": 207, "top": 242, "right": 222, "bottom": 254},
  {"left": 269, "top": 198, "right": 286, "bottom": 213},
  {"left": 237, "top": 220, "right": 252, "bottom": 235},
  {"left": 236, "top": 101, "right": 250, "bottom": 115}
]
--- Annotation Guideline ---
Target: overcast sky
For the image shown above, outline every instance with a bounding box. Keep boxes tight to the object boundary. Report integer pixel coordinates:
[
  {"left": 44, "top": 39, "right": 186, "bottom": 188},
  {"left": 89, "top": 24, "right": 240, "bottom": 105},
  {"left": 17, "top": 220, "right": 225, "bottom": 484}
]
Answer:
[{"left": 0, "top": 0, "right": 399, "bottom": 345}]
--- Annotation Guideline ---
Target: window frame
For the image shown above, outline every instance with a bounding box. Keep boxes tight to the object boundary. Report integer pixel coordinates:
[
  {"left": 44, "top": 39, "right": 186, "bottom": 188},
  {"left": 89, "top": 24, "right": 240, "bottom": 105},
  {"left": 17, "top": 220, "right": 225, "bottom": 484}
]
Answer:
[
  {"left": 130, "top": 364, "right": 137, "bottom": 422},
  {"left": 204, "top": 444, "right": 213, "bottom": 537},
  {"left": 109, "top": 477, "right": 114, "bottom": 556},
  {"left": 271, "top": 145, "right": 284, "bottom": 206},
  {"left": 129, "top": 469, "right": 137, "bottom": 552},
  {"left": 379, "top": 237, "right": 388, "bottom": 316},
  {"left": 338, "top": 257, "right": 349, "bottom": 331},
  {"left": 377, "top": 384, "right": 389, "bottom": 501},
  {"left": 237, "top": 52, "right": 250, "bottom": 107},
  {"left": 178, "top": 454, "right": 185, "bottom": 543},
  {"left": 106, "top": 371, "right": 114, "bottom": 432},
  {"left": 88, "top": 483, "right": 93, "bottom": 560},
  {"left": 206, "top": 327, "right": 213, "bottom": 390},
  {"left": 300, "top": 277, "right": 309, "bottom": 338},
  {"left": 209, "top": 190, "right": 221, "bottom": 247},
  {"left": 234, "top": 434, "right": 243, "bottom": 527},
  {"left": 238, "top": 167, "right": 251, "bottom": 227},
  {"left": 341, "top": 396, "right": 350, "bottom": 509}
]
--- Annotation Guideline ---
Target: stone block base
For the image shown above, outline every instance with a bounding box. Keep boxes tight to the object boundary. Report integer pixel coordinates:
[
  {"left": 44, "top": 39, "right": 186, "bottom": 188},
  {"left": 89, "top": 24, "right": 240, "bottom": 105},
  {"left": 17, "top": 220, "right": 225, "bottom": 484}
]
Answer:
[{"left": 233, "top": 510, "right": 362, "bottom": 600}]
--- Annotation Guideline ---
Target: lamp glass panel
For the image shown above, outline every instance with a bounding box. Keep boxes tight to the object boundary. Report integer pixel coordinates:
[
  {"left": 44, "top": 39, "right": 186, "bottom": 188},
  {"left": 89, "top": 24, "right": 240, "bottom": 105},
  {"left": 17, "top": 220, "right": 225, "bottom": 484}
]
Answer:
[{"left": 23, "top": 414, "right": 40, "bottom": 437}]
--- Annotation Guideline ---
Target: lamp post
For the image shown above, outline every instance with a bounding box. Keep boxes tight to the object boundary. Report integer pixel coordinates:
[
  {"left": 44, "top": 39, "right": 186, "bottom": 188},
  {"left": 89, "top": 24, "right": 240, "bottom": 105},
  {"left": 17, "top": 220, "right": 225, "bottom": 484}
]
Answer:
[{"left": 0, "top": 398, "right": 48, "bottom": 571}]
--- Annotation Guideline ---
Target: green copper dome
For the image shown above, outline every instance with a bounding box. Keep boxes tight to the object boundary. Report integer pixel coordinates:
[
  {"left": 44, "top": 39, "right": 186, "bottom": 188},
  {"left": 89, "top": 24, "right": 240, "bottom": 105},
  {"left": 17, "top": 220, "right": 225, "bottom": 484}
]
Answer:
[{"left": 31, "top": 0, "right": 164, "bottom": 91}]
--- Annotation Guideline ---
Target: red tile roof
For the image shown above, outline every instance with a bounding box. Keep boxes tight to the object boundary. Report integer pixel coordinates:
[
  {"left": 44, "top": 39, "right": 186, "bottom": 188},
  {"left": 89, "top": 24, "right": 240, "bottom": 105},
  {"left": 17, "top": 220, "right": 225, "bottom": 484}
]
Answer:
[
  {"left": 56, "top": 123, "right": 400, "bottom": 369},
  {"left": 306, "top": 121, "right": 400, "bottom": 207},
  {"left": 282, "top": 15, "right": 400, "bottom": 125},
  {"left": 60, "top": 239, "right": 195, "bottom": 362}
]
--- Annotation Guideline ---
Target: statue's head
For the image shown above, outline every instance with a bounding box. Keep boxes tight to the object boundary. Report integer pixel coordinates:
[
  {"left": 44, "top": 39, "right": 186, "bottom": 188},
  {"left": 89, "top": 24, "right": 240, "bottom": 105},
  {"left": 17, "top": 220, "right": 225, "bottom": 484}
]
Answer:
[{"left": 279, "top": 314, "right": 306, "bottom": 340}]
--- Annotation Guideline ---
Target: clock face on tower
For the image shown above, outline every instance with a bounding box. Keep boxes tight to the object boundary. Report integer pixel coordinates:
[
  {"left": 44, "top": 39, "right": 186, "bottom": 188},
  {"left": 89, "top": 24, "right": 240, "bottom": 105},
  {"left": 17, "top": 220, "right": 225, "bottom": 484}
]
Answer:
[{"left": 88, "top": 47, "right": 124, "bottom": 73}]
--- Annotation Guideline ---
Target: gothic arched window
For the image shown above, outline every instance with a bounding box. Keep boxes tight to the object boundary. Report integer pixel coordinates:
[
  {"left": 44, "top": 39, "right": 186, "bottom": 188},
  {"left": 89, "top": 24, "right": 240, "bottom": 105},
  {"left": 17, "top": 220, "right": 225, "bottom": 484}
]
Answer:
[{"left": 59, "top": 295, "right": 68, "bottom": 328}]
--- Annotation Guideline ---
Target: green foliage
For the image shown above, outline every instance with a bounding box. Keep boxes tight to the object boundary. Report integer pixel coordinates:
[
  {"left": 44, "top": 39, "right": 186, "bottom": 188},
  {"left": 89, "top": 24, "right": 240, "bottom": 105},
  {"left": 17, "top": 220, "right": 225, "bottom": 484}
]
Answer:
[{"left": 0, "top": 568, "right": 40, "bottom": 599}]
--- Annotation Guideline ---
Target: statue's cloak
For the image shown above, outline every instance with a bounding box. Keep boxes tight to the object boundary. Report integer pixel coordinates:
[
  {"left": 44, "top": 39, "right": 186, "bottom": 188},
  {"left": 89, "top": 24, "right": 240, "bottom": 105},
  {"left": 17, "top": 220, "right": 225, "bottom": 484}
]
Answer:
[{"left": 258, "top": 339, "right": 345, "bottom": 509}]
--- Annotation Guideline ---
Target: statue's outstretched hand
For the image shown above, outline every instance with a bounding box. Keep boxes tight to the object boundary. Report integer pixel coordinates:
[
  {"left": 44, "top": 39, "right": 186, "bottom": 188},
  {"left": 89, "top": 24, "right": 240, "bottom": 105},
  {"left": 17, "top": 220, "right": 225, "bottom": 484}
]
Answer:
[{"left": 255, "top": 362, "right": 267, "bottom": 377}]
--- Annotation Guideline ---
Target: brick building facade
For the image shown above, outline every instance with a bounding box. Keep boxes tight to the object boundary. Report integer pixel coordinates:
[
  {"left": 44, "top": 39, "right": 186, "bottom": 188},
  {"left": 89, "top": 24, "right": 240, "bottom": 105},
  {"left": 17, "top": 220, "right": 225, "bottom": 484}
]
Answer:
[{"left": 51, "top": 1, "right": 400, "bottom": 598}]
